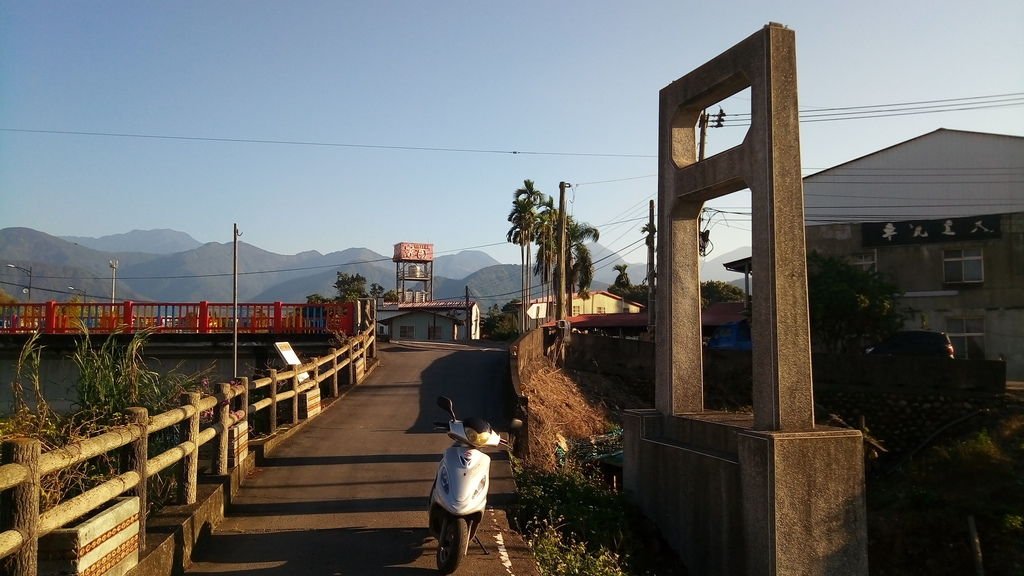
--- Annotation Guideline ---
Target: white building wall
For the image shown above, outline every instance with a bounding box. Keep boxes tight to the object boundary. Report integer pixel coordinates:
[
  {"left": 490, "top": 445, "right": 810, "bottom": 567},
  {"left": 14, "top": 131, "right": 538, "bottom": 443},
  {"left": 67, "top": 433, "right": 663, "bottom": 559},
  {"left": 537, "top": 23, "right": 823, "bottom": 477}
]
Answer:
[{"left": 804, "top": 130, "right": 1024, "bottom": 224}]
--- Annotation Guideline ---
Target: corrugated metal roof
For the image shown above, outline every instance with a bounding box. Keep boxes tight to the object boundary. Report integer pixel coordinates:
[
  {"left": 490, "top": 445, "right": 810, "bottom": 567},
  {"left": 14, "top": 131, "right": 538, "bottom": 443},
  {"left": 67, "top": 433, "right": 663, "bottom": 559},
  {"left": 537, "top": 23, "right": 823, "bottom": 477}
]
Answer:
[{"left": 396, "top": 299, "right": 476, "bottom": 310}]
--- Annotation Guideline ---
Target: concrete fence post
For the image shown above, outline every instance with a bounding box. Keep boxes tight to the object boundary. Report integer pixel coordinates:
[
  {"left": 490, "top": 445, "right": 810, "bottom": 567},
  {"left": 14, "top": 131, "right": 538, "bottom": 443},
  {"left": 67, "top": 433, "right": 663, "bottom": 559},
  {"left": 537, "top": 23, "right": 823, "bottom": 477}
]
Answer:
[
  {"left": 312, "top": 357, "right": 321, "bottom": 400},
  {"left": 1, "top": 438, "right": 40, "bottom": 576},
  {"left": 238, "top": 377, "right": 250, "bottom": 425},
  {"left": 125, "top": 407, "right": 148, "bottom": 549},
  {"left": 178, "top": 391, "right": 201, "bottom": 505},
  {"left": 268, "top": 369, "right": 279, "bottom": 435},
  {"left": 290, "top": 370, "right": 299, "bottom": 425},
  {"left": 347, "top": 345, "right": 355, "bottom": 386},
  {"left": 329, "top": 348, "right": 339, "bottom": 397},
  {"left": 216, "top": 383, "right": 231, "bottom": 475}
]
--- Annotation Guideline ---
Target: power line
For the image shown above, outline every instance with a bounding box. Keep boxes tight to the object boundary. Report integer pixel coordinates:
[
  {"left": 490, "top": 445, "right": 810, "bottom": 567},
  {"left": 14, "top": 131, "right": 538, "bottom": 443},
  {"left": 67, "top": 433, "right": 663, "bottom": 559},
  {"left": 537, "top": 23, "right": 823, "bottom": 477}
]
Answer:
[
  {"left": 0, "top": 128, "right": 654, "bottom": 159},
  {"left": 727, "top": 91, "right": 1024, "bottom": 117},
  {"left": 4, "top": 92, "right": 1022, "bottom": 158}
]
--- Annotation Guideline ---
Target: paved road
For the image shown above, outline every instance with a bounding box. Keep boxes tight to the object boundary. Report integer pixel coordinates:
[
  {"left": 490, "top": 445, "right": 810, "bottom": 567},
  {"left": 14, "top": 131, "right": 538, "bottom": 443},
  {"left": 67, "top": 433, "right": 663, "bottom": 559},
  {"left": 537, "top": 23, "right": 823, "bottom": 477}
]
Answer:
[{"left": 187, "top": 341, "right": 540, "bottom": 576}]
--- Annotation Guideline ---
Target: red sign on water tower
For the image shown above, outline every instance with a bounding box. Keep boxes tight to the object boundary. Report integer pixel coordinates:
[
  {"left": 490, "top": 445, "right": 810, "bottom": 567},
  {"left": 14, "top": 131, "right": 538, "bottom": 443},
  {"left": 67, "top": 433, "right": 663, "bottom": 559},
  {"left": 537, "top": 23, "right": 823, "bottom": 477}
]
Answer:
[{"left": 393, "top": 242, "right": 434, "bottom": 262}]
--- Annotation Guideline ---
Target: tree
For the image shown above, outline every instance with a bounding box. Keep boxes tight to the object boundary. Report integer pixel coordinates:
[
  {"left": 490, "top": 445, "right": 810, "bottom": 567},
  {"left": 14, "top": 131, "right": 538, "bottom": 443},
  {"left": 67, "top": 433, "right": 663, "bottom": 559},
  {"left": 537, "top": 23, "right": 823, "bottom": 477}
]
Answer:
[
  {"left": 532, "top": 195, "right": 558, "bottom": 311},
  {"left": 481, "top": 303, "right": 519, "bottom": 340},
  {"left": 700, "top": 280, "right": 745, "bottom": 309},
  {"left": 566, "top": 217, "right": 600, "bottom": 299},
  {"left": 306, "top": 293, "right": 330, "bottom": 304},
  {"left": 608, "top": 282, "right": 649, "bottom": 308},
  {"left": 369, "top": 283, "right": 385, "bottom": 299},
  {"left": 507, "top": 190, "right": 538, "bottom": 332},
  {"left": 612, "top": 264, "right": 631, "bottom": 289},
  {"left": 382, "top": 289, "right": 400, "bottom": 302},
  {"left": 806, "top": 252, "right": 905, "bottom": 353},
  {"left": 334, "top": 272, "right": 368, "bottom": 302},
  {"left": 514, "top": 181, "right": 546, "bottom": 311},
  {"left": 0, "top": 289, "right": 19, "bottom": 304}
]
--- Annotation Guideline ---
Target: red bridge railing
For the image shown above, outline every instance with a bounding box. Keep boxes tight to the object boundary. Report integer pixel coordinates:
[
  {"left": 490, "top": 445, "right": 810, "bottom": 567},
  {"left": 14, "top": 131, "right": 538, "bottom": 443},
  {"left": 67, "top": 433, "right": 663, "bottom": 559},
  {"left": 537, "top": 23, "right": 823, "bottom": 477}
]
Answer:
[{"left": 0, "top": 301, "right": 357, "bottom": 335}]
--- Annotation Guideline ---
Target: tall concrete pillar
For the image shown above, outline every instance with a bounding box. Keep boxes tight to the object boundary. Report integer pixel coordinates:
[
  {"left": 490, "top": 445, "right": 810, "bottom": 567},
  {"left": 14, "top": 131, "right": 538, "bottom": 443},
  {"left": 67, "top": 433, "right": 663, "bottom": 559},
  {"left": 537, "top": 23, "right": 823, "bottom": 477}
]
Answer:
[{"left": 627, "top": 23, "right": 868, "bottom": 575}]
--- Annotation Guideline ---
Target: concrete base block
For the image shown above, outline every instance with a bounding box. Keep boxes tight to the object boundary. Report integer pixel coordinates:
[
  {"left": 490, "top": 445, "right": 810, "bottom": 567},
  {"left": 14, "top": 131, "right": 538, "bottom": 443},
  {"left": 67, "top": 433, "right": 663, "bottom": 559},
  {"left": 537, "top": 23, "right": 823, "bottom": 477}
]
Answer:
[
  {"left": 738, "top": 428, "right": 869, "bottom": 576},
  {"left": 228, "top": 420, "right": 249, "bottom": 469},
  {"left": 39, "top": 496, "right": 140, "bottom": 576},
  {"left": 299, "top": 387, "right": 321, "bottom": 419}
]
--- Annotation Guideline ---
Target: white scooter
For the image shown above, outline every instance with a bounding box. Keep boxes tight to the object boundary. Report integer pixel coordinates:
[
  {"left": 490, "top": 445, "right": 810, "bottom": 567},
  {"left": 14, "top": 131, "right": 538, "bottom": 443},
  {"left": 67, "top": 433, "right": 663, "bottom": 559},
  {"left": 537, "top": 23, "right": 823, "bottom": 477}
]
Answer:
[{"left": 428, "top": 396, "right": 519, "bottom": 574}]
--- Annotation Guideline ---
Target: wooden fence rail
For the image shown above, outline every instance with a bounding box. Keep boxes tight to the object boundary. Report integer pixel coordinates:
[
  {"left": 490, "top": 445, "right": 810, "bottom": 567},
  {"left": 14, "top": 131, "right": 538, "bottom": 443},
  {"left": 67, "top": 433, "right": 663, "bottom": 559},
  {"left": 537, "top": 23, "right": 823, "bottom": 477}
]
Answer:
[{"left": 0, "top": 326, "right": 375, "bottom": 576}]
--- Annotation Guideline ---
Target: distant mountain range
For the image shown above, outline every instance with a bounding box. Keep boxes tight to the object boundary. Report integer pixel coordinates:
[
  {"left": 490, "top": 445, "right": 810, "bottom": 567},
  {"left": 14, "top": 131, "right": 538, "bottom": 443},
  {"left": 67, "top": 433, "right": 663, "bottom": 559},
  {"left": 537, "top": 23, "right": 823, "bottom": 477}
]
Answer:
[{"left": 0, "top": 227, "right": 667, "bottom": 309}]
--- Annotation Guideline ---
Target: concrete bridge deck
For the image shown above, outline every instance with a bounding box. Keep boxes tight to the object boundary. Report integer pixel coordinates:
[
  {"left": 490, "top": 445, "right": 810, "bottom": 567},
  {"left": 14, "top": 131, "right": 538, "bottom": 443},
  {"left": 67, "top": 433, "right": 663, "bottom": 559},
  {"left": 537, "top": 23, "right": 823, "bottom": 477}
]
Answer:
[{"left": 185, "top": 341, "right": 540, "bottom": 576}]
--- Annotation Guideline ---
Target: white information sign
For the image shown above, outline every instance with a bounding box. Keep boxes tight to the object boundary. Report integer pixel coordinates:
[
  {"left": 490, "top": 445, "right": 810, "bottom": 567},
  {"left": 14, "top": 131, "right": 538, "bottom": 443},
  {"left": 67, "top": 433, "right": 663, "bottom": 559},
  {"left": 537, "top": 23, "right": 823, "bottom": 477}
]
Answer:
[{"left": 274, "top": 342, "right": 309, "bottom": 383}]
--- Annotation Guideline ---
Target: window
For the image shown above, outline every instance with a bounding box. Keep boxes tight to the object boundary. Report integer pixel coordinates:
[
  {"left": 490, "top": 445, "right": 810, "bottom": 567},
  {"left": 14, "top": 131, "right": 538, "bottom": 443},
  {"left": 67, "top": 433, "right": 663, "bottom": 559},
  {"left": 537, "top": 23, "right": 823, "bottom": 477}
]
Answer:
[
  {"left": 427, "top": 325, "right": 442, "bottom": 340},
  {"left": 946, "top": 317, "right": 984, "bottom": 359},
  {"left": 849, "top": 252, "right": 876, "bottom": 273},
  {"left": 943, "top": 248, "right": 984, "bottom": 283},
  {"left": 572, "top": 305, "right": 580, "bottom": 316},
  {"left": 596, "top": 306, "right": 607, "bottom": 314},
  {"left": 399, "top": 325, "right": 415, "bottom": 338}
]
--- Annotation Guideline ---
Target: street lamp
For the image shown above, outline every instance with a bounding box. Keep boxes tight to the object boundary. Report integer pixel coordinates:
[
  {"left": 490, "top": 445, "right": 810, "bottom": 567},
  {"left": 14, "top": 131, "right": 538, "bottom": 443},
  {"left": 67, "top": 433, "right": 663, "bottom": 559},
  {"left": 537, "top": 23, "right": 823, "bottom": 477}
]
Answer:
[
  {"left": 109, "top": 259, "right": 119, "bottom": 304},
  {"left": 6, "top": 264, "right": 32, "bottom": 302},
  {"left": 68, "top": 285, "right": 89, "bottom": 303}
]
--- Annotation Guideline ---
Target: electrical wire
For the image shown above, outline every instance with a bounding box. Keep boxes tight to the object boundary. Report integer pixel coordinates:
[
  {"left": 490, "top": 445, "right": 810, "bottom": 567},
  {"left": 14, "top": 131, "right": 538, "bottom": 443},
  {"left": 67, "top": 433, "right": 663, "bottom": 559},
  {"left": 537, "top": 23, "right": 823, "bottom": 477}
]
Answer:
[{"left": 4, "top": 93, "right": 1021, "bottom": 157}]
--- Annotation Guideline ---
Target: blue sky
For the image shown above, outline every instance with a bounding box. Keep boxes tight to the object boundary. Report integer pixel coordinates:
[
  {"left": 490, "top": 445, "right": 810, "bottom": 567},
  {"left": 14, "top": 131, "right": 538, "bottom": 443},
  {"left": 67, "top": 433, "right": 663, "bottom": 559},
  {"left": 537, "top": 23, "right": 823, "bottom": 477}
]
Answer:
[{"left": 2, "top": 1, "right": 1022, "bottom": 267}]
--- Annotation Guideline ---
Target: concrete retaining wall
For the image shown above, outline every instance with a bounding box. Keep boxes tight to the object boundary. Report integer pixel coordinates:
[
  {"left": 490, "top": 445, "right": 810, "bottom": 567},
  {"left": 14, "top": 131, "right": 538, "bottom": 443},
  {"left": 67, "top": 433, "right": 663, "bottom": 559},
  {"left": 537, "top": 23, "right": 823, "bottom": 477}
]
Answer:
[{"left": 567, "top": 334, "right": 1006, "bottom": 458}]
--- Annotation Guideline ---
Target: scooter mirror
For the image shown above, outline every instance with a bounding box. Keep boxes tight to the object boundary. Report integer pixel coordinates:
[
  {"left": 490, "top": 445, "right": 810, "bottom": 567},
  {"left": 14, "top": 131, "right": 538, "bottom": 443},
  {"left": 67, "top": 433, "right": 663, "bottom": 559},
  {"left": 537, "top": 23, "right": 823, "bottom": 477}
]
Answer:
[
  {"left": 436, "top": 396, "right": 456, "bottom": 419},
  {"left": 509, "top": 418, "right": 523, "bottom": 430}
]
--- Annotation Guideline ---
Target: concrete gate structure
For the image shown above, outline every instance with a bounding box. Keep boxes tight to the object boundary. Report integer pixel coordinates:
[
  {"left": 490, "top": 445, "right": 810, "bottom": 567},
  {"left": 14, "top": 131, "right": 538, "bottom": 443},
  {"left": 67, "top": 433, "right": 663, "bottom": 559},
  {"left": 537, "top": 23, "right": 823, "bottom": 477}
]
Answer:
[{"left": 623, "top": 24, "right": 869, "bottom": 575}]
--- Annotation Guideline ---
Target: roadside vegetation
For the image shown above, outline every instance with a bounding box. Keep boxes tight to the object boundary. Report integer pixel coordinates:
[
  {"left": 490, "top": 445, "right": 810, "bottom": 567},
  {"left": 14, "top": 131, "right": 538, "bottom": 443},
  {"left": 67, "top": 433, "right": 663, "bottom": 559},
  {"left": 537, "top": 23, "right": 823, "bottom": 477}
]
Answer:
[
  {"left": 510, "top": 355, "right": 686, "bottom": 575},
  {"left": 513, "top": 353, "right": 1024, "bottom": 575},
  {"left": 2, "top": 330, "right": 207, "bottom": 512}
]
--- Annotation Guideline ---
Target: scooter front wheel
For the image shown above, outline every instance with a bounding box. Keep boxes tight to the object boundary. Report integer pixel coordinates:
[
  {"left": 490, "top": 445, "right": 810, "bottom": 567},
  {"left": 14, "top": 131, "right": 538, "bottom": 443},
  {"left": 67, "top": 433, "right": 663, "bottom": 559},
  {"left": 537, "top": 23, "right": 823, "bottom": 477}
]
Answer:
[{"left": 436, "top": 515, "right": 469, "bottom": 574}]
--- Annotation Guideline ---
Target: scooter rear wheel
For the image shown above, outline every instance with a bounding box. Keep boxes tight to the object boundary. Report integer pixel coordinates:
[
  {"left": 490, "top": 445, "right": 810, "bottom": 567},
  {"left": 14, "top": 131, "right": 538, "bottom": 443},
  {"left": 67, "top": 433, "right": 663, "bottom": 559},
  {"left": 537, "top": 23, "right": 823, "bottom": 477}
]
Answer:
[{"left": 436, "top": 515, "right": 469, "bottom": 574}]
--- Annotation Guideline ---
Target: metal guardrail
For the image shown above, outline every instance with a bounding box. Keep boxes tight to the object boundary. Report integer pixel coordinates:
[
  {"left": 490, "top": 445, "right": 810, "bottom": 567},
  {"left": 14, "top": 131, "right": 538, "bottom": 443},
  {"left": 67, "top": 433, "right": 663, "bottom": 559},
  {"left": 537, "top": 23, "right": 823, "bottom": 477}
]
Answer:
[{"left": 0, "top": 301, "right": 357, "bottom": 336}]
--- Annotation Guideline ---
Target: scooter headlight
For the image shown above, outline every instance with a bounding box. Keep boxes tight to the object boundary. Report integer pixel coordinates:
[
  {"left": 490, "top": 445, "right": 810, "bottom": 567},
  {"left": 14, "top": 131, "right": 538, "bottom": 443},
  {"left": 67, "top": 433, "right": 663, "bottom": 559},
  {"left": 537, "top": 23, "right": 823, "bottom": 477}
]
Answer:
[
  {"left": 463, "top": 417, "right": 493, "bottom": 447},
  {"left": 440, "top": 466, "right": 450, "bottom": 494},
  {"left": 465, "top": 428, "right": 488, "bottom": 447}
]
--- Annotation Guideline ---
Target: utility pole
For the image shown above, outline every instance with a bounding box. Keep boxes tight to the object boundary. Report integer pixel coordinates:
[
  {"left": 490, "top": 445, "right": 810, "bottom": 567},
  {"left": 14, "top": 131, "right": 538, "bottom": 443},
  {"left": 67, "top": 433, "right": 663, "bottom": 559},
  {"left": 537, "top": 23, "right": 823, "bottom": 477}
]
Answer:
[
  {"left": 233, "top": 223, "right": 242, "bottom": 378},
  {"left": 698, "top": 108, "right": 710, "bottom": 162},
  {"left": 646, "top": 200, "right": 656, "bottom": 335},
  {"left": 555, "top": 181, "right": 569, "bottom": 323},
  {"left": 109, "top": 259, "right": 118, "bottom": 304},
  {"left": 464, "top": 285, "right": 471, "bottom": 341}
]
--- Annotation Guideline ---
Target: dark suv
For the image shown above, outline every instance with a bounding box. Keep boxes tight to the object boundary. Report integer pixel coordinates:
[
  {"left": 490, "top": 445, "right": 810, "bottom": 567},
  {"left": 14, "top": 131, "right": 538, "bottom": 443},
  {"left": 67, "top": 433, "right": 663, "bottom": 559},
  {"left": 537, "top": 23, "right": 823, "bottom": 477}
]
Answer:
[{"left": 865, "top": 330, "right": 955, "bottom": 358}]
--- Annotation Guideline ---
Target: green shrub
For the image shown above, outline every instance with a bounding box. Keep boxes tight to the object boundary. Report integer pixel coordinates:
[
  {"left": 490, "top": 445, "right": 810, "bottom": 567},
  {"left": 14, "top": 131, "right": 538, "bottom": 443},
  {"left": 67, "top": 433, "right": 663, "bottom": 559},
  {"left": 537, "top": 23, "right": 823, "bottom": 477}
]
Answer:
[{"left": 513, "top": 462, "right": 687, "bottom": 575}]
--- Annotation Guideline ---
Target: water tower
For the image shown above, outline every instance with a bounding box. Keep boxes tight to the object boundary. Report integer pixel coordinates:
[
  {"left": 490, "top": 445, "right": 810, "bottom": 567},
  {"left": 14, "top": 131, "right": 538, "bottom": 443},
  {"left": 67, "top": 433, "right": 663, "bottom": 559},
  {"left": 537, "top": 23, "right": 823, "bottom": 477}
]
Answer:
[{"left": 393, "top": 242, "right": 434, "bottom": 303}]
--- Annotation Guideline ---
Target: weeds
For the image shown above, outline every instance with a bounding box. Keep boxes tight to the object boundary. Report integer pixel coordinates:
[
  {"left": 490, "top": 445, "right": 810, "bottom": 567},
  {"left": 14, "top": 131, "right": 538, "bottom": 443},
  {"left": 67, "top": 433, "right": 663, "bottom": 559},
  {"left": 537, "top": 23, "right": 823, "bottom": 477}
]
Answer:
[
  {"left": 3, "top": 330, "right": 207, "bottom": 513},
  {"left": 513, "top": 461, "right": 686, "bottom": 576}
]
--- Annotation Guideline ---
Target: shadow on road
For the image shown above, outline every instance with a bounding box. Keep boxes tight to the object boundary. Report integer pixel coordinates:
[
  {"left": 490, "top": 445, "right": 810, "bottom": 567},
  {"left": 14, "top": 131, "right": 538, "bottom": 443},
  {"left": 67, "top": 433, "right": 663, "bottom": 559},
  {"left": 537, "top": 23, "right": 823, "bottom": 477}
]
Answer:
[
  {"left": 262, "top": 453, "right": 440, "bottom": 467},
  {"left": 229, "top": 495, "right": 429, "bottom": 516},
  {"left": 189, "top": 526, "right": 435, "bottom": 575}
]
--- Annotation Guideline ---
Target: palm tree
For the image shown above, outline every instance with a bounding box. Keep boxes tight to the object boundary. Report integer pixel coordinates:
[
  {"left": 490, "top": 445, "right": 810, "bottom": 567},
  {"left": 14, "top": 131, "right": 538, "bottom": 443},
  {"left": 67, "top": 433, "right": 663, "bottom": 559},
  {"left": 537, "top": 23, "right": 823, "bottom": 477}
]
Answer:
[
  {"left": 613, "top": 264, "right": 631, "bottom": 288},
  {"left": 566, "top": 217, "right": 600, "bottom": 302},
  {"left": 532, "top": 195, "right": 558, "bottom": 317},
  {"left": 506, "top": 196, "right": 534, "bottom": 332},
  {"left": 514, "top": 180, "right": 545, "bottom": 325}
]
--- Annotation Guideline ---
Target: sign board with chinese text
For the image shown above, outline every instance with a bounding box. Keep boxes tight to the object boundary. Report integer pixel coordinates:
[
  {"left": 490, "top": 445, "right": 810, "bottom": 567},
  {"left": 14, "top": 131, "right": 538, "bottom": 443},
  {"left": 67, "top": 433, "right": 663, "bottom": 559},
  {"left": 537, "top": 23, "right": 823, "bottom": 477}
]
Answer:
[
  {"left": 273, "top": 341, "right": 309, "bottom": 383},
  {"left": 862, "top": 215, "right": 1001, "bottom": 247},
  {"left": 393, "top": 242, "right": 434, "bottom": 262}
]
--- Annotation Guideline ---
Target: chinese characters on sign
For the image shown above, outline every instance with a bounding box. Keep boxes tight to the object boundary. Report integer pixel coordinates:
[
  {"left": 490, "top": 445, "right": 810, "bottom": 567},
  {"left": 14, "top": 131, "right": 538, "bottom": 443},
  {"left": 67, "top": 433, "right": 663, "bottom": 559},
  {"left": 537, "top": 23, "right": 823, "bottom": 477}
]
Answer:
[
  {"left": 862, "top": 215, "right": 1001, "bottom": 247},
  {"left": 392, "top": 242, "right": 434, "bottom": 262}
]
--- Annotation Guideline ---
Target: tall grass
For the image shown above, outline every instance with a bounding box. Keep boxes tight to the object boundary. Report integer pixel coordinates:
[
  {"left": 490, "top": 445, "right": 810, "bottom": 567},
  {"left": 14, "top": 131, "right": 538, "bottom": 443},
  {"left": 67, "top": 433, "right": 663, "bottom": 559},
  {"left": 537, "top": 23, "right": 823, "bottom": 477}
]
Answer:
[{"left": 3, "top": 329, "right": 207, "bottom": 511}]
